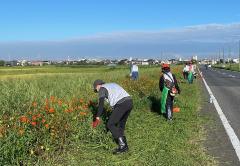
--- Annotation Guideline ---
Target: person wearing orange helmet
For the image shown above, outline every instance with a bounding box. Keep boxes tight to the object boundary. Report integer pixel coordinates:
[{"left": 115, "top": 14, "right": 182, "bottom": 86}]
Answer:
[{"left": 159, "top": 64, "right": 180, "bottom": 120}]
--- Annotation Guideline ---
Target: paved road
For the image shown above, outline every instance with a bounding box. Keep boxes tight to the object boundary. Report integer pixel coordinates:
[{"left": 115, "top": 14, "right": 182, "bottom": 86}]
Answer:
[
  {"left": 200, "top": 66, "right": 240, "bottom": 165},
  {"left": 200, "top": 66, "right": 240, "bottom": 138}
]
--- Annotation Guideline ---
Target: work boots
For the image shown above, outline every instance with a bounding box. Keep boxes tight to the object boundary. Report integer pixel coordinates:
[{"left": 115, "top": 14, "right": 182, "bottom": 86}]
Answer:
[{"left": 113, "top": 136, "right": 128, "bottom": 154}]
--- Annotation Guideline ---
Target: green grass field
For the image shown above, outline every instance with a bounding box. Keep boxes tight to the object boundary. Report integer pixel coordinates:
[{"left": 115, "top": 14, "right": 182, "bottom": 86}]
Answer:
[
  {"left": 0, "top": 65, "right": 216, "bottom": 165},
  {"left": 213, "top": 63, "right": 240, "bottom": 72}
]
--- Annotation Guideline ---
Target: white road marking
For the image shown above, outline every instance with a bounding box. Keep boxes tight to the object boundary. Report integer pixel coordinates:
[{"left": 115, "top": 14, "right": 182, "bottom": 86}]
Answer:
[
  {"left": 229, "top": 75, "right": 236, "bottom": 78},
  {"left": 198, "top": 67, "right": 240, "bottom": 161}
]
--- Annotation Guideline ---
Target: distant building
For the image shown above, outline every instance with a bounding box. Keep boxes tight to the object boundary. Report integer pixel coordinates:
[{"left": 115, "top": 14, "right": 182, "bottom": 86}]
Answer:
[
  {"left": 192, "top": 55, "right": 198, "bottom": 61},
  {"left": 21, "top": 60, "right": 28, "bottom": 66},
  {"left": 233, "top": 58, "right": 239, "bottom": 63},
  {"left": 31, "top": 61, "right": 44, "bottom": 66},
  {"left": 169, "top": 59, "right": 178, "bottom": 64},
  {"left": 141, "top": 61, "right": 149, "bottom": 65},
  {"left": 5, "top": 60, "right": 18, "bottom": 66}
]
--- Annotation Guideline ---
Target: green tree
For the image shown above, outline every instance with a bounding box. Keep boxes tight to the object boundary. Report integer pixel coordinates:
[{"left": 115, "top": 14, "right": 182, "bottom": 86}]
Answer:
[{"left": 0, "top": 60, "right": 5, "bottom": 66}]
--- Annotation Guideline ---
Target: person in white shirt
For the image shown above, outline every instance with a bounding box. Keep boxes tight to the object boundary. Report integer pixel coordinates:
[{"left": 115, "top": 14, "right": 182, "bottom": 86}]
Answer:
[
  {"left": 182, "top": 63, "right": 189, "bottom": 79},
  {"left": 130, "top": 64, "right": 139, "bottom": 80}
]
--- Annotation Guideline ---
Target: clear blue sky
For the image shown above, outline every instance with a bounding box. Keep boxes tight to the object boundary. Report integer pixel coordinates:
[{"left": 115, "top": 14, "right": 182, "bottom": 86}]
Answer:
[{"left": 1, "top": 0, "right": 240, "bottom": 41}]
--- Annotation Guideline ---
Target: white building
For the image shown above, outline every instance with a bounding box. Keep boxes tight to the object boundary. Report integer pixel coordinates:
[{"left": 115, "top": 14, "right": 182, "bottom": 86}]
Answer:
[
  {"left": 192, "top": 55, "right": 198, "bottom": 61},
  {"left": 233, "top": 58, "right": 239, "bottom": 63}
]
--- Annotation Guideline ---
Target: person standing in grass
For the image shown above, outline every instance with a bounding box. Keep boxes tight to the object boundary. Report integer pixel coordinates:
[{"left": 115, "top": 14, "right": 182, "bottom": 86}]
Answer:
[
  {"left": 130, "top": 63, "right": 139, "bottom": 80},
  {"left": 187, "top": 61, "right": 195, "bottom": 84},
  {"left": 159, "top": 64, "right": 180, "bottom": 120},
  {"left": 182, "top": 63, "right": 189, "bottom": 79},
  {"left": 92, "top": 79, "right": 133, "bottom": 154}
]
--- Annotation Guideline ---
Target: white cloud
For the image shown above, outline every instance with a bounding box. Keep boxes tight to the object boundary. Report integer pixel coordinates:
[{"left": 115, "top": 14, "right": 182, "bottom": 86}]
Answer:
[{"left": 0, "top": 23, "right": 240, "bottom": 60}]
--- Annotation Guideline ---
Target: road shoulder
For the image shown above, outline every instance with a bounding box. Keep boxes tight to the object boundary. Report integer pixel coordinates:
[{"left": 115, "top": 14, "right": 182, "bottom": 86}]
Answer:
[{"left": 200, "top": 79, "right": 240, "bottom": 166}]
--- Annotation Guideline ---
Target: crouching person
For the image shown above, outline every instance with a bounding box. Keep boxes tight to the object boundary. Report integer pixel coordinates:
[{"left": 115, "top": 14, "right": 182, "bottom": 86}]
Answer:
[
  {"left": 92, "top": 79, "right": 133, "bottom": 154},
  {"left": 159, "top": 64, "right": 180, "bottom": 120}
]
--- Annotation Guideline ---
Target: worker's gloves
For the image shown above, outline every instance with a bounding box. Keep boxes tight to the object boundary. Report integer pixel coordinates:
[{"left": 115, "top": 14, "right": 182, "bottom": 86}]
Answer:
[{"left": 92, "top": 118, "right": 101, "bottom": 128}]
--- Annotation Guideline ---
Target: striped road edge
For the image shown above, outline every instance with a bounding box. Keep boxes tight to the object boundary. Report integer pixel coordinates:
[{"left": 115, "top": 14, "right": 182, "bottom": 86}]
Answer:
[{"left": 197, "top": 66, "right": 240, "bottom": 161}]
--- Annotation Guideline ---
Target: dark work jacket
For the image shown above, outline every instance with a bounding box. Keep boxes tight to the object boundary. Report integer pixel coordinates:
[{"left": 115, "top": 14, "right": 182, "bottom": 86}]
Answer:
[{"left": 159, "top": 73, "right": 181, "bottom": 94}]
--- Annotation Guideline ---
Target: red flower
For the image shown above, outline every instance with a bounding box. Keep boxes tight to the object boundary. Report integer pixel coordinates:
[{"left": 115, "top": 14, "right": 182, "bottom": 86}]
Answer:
[
  {"left": 80, "top": 112, "right": 87, "bottom": 116},
  {"left": 45, "top": 98, "right": 49, "bottom": 104},
  {"left": 79, "top": 98, "right": 84, "bottom": 103},
  {"left": 32, "top": 115, "right": 37, "bottom": 121},
  {"left": 31, "top": 121, "right": 37, "bottom": 126},
  {"left": 50, "top": 96, "right": 55, "bottom": 103},
  {"left": 48, "top": 108, "right": 55, "bottom": 113},
  {"left": 41, "top": 119, "right": 46, "bottom": 123},
  {"left": 58, "top": 100, "right": 62, "bottom": 106},
  {"left": 19, "top": 116, "right": 29, "bottom": 123},
  {"left": 45, "top": 124, "right": 49, "bottom": 128},
  {"left": 45, "top": 105, "right": 49, "bottom": 111},
  {"left": 65, "top": 109, "right": 73, "bottom": 113},
  {"left": 32, "top": 102, "right": 37, "bottom": 107}
]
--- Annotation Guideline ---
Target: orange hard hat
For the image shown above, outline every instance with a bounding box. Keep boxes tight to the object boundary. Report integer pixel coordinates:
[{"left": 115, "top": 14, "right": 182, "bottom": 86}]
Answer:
[{"left": 162, "top": 63, "right": 170, "bottom": 69}]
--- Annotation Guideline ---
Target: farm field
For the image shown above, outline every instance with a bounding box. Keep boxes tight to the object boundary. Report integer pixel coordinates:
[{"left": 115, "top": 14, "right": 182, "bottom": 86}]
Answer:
[{"left": 0, "top": 65, "right": 216, "bottom": 165}]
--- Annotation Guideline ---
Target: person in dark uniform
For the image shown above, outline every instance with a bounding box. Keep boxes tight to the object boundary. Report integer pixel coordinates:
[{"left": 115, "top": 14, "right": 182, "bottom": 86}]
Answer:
[
  {"left": 92, "top": 79, "right": 133, "bottom": 154},
  {"left": 159, "top": 64, "right": 180, "bottom": 120}
]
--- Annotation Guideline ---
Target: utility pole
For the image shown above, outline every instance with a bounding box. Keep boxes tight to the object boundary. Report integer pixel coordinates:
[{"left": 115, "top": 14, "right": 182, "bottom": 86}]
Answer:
[
  {"left": 223, "top": 48, "right": 225, "bottom": 64},
  {"left": 229, "top": 46, "right": 231, "bottom": 70},
  {"left": 239, "top": 40, "right": 240, "bottom": 71},
  {"left": 219, "top": 49, "right": 221, "bottom": 64},
  {"left": 161, "top": 51, "right": 163, "bottom": 62}
]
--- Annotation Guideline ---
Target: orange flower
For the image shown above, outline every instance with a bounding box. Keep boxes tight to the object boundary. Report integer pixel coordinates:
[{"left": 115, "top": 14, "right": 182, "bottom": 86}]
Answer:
[
  {"left": 79, "top": 112, "right": 87, "bottom": 116},
  {"left": 45, "top": 124, "right": 49, "bottom": 128},
  {"left": 45, "top": 98, "right": 49, "bottom": 104},
  {"left": 45, "top": 105, "right": 49, "bottom": 111},
  {"left": 50, "top": 96, "right": 55, "bottom": 103},
  {"left": 64, "top": 109, "right": 73, "bottom": 113},
  {"left": 32, "top": 102, "right": 37, "bottom": 107},
  {"left": 83, "top": 105, "right": 88, "bottom": 110},
  {"left": 58, "top": 100, "right": 62, "bottom": 106},
  {"left": 42, "top": 119, "right": 46, "bottom": 123},
  {"left": 31, "top": 121, "right": 37, "bottom": 126},
  {"left": 79, "top": 98, "right": 84, "bottom": 103},
  {"left": 19, "top": 116, "right": 29, "bottom": 123},
  {"left": 48, "top": 108, "right": 55, "bottom": 113},
  {"left": 37, "top": 113, "right": 41, "bottom": 118},
  {"left": 32, "top": 115, "right": 37, "bottom": 121}
]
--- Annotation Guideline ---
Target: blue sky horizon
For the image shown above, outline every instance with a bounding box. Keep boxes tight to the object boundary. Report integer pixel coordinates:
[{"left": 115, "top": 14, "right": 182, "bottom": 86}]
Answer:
[{"left": 1, "top": 0, "right": 240, "bottom": 60}]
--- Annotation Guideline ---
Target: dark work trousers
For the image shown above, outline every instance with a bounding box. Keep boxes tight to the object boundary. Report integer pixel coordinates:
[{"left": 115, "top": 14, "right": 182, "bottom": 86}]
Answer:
[
  {"left": 165, "top": 94, "right": 174, "bottom": 120},
  {"left": 183, "top": 71, "right": 188, "bottom": 79},
  {"left": 107, "top": 99, "right": 133, "bottom": 139}
]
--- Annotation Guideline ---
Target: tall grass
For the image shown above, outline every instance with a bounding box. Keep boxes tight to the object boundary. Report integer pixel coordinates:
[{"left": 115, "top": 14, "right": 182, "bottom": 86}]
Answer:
[{"left": 0, "top": 66, "right": 216, "bottom": 165}]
